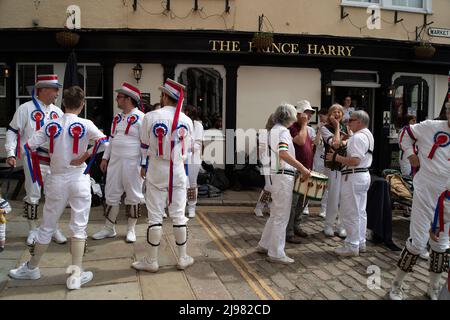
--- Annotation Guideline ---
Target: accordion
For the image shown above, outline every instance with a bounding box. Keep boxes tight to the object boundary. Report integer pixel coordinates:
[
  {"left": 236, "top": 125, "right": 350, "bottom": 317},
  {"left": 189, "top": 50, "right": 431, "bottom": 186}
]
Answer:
[{"left": 324, "top": 143, "right": 347, "bottom": 171}]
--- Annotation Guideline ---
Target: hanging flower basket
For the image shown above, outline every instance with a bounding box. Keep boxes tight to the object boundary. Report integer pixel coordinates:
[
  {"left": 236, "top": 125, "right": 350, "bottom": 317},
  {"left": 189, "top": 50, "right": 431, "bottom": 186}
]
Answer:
[
  {"left": 56, "top": 31, "right": 80, "bottom": 48},
  {"left": 252, "top": 32, "right": 274, "bottom": 52},
  {"left": 413, "top": 42, "right": 436, "bottom": 58}
]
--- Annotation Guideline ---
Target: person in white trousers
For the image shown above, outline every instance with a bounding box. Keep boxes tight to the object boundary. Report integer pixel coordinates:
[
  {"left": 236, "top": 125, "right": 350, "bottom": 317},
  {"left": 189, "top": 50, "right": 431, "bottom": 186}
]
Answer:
[
  {"left": 184, "top": 105, "right": 204, "bottom": 218},
  {"left": 5, "top": 74, "right": 67, "bottom": 246},
  {"left": 132, "top": 78, "right": 194, "bottom": 273},
  {"left": 389, "top": 105, "right": 450, "bottom": 301},
  {"left": 312, "top": 108, "right": 329, "bottom": 218},
  {"left": 326, "top": 110, "right": 374, "bottom": 256},
  {"left": 9, "top": 86, "right": 108, "bottom": 290},
  {"left": 254, "top": 114, "right": 275, "bottom": 217},
  {"left": 256, "top": 103, "right": 311, "bottom": 265},
  {"left": 92, "top": 82, "right": 145, "bottom": 243},
  {"left": 319, "top": 104, "right": 350, "bottom": 238}
]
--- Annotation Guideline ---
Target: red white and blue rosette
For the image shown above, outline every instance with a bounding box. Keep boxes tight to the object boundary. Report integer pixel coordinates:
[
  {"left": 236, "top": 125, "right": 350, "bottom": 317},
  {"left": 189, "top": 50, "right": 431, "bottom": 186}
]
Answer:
[
  {"left": 153, "top": 123, "right": 168, "bottom": 156},
  {"left": 49, "top": 111, "right": 60, "bottom": 120},
  {"left": 125, "top": 114, "right": 139, "bottom": 135},
  {"left": 31, "top": 110, "right": 45, "bottom": 131},
  {"left": 176, "top": 124, "right": 189, "bottom": 155},
  {"left": 68, "top": 122, "right": 86, "bottom": 154},
  {"left": 111, "top": 114, "right": 122, "bottom": 137},
  {"left": 45, "top": 122, "right": 62, "bottom": 153},
  {"left": 428, "top": 131, "right": 450, "bottom": 159}
]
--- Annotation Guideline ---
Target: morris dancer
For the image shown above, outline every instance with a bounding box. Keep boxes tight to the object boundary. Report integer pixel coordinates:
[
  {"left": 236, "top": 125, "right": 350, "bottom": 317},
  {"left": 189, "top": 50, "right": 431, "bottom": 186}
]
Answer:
[
  {"left": 5, "top": 75, "right": 66, "bottom": 245},
  {"left": 92, "top": 82, "right": 145, "bottom": 243}
]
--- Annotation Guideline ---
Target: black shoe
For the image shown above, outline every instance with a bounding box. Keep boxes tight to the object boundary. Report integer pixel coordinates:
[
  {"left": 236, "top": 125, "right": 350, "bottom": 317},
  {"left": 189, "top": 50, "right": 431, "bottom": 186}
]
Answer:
[
  {"left": 294, "top": 229, "right": 308, "bottom": 238},
  {"left": 286, "top": 235, "right": 302, "bottom": 244}
]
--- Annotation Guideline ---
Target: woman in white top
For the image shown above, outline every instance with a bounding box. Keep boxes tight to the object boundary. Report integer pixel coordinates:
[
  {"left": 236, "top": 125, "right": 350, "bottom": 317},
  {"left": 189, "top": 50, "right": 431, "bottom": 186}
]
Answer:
[
  {"left": 185, "top": 105, "right": 204, "bottom": 218},
  {"left": 257, "top": 103, "right": 311, "bottom": 265}
]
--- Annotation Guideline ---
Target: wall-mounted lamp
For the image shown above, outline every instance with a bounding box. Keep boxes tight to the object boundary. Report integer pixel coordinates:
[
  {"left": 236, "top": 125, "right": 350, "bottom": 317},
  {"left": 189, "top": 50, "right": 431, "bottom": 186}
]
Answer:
[
  {"left": 2, "top": 64, "right": 10, "bottom": 78},
  {"left": 133, "top": 63, "right": 143, "bottom": 83},
  {"left": 387, "top": 85, "right": 396, "bottom": 98},
  {"left": 325, "top": 83, "right": 332, "bottom": 96}
]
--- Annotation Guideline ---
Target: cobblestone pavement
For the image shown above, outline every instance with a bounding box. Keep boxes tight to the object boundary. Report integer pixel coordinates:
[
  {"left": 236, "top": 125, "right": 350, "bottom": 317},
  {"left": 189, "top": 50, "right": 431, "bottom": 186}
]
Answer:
[{"left": 0, "top": 197, "right": 445, "bottom": 300}]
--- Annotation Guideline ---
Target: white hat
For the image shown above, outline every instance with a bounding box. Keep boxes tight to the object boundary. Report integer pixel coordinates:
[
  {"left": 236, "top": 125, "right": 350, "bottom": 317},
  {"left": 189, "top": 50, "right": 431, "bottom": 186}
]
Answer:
[
  {"left": 295, "top": 100, "right": 315, "bottom": 113},
  {"left": 115, "top": 82, "right": 141, "bottom": 102},
  {"left": 35, "top": 74, "right": 63, "bottom": 89},
  {"left": 159, "top": 78, "right": 185, "bottom": 101}
]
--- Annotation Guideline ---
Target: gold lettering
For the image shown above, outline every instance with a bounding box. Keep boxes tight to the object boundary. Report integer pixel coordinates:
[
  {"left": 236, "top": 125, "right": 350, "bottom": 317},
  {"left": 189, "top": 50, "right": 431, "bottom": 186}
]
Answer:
[
  {"left": 282, "top": 43, "right": 292, "bottom": 54},
  {"left": 209, "top": 40, "right": 220, "bottom": 51},
  {"left": 337, "top": 46, "right": 345, "bottom": 56},
  {"left": 345, "top": 46, "right": 354, "bottom": 56},
  {"left": 328, "top": 45, "right": 336, "bottom": 56},
  {"left": 307, "top": 44, "right": 318, "bottom": 55},
  {"left": 291, "top": 43, "right": 299, "bottom": 54},
  {"left": 318, "top": 45, "right": 327, "bottom": 55},
  {"left": 231, "top": 41, "right": 240, "bottom": 52},
  {"left": 219, "top": 41, "right": 232, "bottom": 52},
  {"left": 248, "top": 41, "right": 255, "bottom": 52},
  {"left": 272, "top": 42, "right": 281, "bottom": 53}
]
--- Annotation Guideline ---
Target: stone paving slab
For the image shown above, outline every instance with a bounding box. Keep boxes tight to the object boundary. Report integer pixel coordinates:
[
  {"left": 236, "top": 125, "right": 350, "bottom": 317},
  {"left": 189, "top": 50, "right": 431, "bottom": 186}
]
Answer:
[{"left": 67, "top": 282, "right": 141, "bottom": 300}]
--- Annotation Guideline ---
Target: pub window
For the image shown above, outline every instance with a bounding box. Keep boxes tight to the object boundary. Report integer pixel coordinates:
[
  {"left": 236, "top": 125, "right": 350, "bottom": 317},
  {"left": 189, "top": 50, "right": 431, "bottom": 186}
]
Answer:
[
  {"left": 0, "top": 65, "right": 7, "bottom": 128},
  {"left": 16, "top": 63, "right": 54, "bottom": 106},
  {"left": 77, "top": 64, "right": 104, "bottom": 129},
  {"left": 342, "top": 0, "right": 431, "bottom": 12}
]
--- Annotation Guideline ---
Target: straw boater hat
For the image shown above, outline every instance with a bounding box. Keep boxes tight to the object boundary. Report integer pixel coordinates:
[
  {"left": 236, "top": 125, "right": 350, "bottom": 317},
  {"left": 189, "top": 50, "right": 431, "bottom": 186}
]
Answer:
[
  {"left": 159, "top": 78, "right": 185, "bottom": 101},
  {"left": 115, "top": 82, "right": 141, "bottom": 102},
  {"left": 35, "top": 74, "right": 63, "bottom": 89},
  {"left": 295, "top": 100, "right": 315, "bottom": 113}
]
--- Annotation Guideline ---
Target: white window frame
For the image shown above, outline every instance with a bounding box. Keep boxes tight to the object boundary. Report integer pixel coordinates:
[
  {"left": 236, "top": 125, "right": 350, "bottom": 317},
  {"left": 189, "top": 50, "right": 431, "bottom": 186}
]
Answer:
[
  {"left": 77, "top": 63, "right": 103, "bottom": 119},
  {"left": 341, "top": 0, "right": 432, "bottom": 14}
]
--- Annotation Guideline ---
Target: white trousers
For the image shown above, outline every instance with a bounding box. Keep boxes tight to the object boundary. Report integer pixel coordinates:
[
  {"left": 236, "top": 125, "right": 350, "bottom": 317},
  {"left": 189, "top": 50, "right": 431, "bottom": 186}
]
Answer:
[
  {"left": 35, "top": 172, "right": 91, "bottom": 244},
  {"left": 105, "top": 156, "right": 144, "bottom": 206},
  {"left": 23, "top": 162, "right": 50, "bottom": 205},
  {"left": 340, "top": 172, "right": 370, "bottom": 247},
  {"left": 255, "top": 175, "right": 272, "bottom": 210},
  {"left": 187, "top": 163, "right": 201, "bottom": 208},
  {"left": 313, "top": 161, "right": 328, "bottom": 212},
  {"left": 324, "top": 168, "right": 344, "bottom": 230},
  {"left": 406, "top": 173, "right": 449, "bottom": 254},
  {"left": 258, "top": 174, "right": 294, "bottom": 259}
]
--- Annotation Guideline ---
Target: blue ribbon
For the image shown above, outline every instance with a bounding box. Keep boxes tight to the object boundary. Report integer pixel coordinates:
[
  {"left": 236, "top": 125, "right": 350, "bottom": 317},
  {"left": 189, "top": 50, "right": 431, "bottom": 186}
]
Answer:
[
  {"left": 84, "top": 138, "right": 108, "bottom": 175},
  {"left": 23, "top": 144, "right": 35, "bottom": 183}
]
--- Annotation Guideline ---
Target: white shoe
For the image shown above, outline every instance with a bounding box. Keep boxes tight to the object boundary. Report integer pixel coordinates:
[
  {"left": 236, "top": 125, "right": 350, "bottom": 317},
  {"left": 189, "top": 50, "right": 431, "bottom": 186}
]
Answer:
[
  {"left": 419, "top": 251, "right": 430, "bottom": 260},
  {"left": 338, "top": 228, "right": 347, "bottom": 238},
  {"left": 66, "top": 271, "right": 93, "bottom": 290},
  {"left": 254, "top": 208, "right": 264, "bottom": 217},
  {"left": 52, "top": 229, "right": 67, "bottom": 244},
  {"left": 389, "top": 282, "right": 404, "bottom": 300},
  {"left": 334, "top": 245, "right": 359, "bottom": 257},
  {"left": 426, "top": 284, "right": 440, "bottom": 300},
  {"left": 267, "top": 255, "right": 294, "bottom": 265},
  {"left": 177, "top": 256, "right": 194, "bottom": 270},
  {"left": 324, "top": 226, "right": 334, "bottom": 237},
  {"left": 91, "top": 227, "right": 116, "bottom": 240},
  {"left": 302, "top": 207, "right": 309, "bottom": 215},
  {"left": 318, "top": 210, "right": 326, "bottom": 218},
  {"left": 126, "top": 229, "right": 136, "bottom": 243},
  {"left": 255, "top": 245, "right": 268, "bottom": 254},
  {"left": 9, "top": 262, "right": 41, "bottom": 280},
  {"left": 163, "top": 213, "right": 168, "bottom": 219},
  {"left": 187, "top": 209, "right": 196, "bottom": 218},
  {"left": 26, "top": 230, "right": 37, "bottom": 246},
  {"left": 132, "top": 257, "right": 159, "bottom": 273}
]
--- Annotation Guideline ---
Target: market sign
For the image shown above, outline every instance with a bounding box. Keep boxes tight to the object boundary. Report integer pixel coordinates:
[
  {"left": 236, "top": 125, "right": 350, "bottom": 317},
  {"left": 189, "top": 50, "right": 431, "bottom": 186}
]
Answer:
[{"left": 428, "top": 27, "right": 450, "bottom": 38}]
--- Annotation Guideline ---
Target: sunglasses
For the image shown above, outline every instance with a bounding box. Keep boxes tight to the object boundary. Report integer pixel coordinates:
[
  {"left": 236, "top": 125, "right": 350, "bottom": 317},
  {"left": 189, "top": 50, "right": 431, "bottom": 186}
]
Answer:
[{"left": 348, "top": 118, "right": 358, "bottom": 122}]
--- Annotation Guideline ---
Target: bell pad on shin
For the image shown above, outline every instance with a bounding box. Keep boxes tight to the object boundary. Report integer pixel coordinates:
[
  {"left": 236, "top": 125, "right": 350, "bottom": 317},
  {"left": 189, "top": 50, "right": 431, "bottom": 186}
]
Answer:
[
  {"left": 429, "top": 249, "right": 449, "bottom": 274},
  {"left": 397, "top": 246, "right": 419, "bottom": 273}
]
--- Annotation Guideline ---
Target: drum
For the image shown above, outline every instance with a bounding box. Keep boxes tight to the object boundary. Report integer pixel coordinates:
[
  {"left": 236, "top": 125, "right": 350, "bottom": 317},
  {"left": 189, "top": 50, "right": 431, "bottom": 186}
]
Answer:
[{"left": 293, "top": 171, "right": 329, "bottom": 201}]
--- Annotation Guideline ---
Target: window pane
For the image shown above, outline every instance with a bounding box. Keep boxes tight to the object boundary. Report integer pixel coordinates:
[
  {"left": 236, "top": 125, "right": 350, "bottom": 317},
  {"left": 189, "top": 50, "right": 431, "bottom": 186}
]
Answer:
[
  {"left": 17, "top": 65, "right": 35, "bottom": 96},
  {"left": 0, "top": 98, "right": 8, "bottom": 127},
  {"left": 77, "top": 66, "right": 85, "bottom": 91},
  {"left": 36, "top": 65, "right": 53, "bottom": 75},
  {"left": 86, "top": 99, "right": 104, "bottom": 130},
  {"left": 86, "top": 66, "right": 103, "bottom": 97},
  {"left": 392, "top": 0, "right": 423, "bottom": 8},
  {"left": 346, "top": 0, "right": 380, "bottom": 3}
]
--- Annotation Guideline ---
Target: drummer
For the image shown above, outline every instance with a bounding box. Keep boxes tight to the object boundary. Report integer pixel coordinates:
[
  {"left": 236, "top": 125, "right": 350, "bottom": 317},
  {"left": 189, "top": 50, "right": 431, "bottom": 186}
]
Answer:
[
  {"left": 285, "top": 100, "right": 316, "bottom": 244},
  {"left": 326, "top": 110, "right": 374, "bottom": 256}
]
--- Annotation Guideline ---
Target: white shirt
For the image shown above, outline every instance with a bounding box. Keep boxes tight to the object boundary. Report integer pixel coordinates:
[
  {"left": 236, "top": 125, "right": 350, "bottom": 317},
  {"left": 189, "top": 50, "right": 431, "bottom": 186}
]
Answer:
[
  {"left": 270, "top": 123, "right": 295, "bottom": 173},
  {"left": 25, "top": 113, "right": 107, "bottom": 175},
  {"left": 399, "top": 120, "right": 450, "bottom": 179},
  {"left": 103, "top": 108, "right": 145, "bottom": 160},
  {"left": 189, "top": 120, "right": 204, "bottom": 165},
  {"left": 343, "top": 107, "right": 355, "bottom": 123},
  {"left": 5, "top": 99, "right": 64, "bottom": 158},
  {"left": 345, "top": 128, "right": 374, "bottom": 170}
]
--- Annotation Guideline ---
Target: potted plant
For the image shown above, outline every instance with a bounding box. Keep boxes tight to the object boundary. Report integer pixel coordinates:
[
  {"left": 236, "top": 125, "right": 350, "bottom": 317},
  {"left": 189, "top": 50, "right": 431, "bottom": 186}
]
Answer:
[
  {"left": 413, "top": 41, "right": 436, "bottom": 58},
  {"left": 252, "top": 32, "right": 274, "bottom": 52},
  {"left": 56, "top": 30, "right": 80, "bottom": 48}
]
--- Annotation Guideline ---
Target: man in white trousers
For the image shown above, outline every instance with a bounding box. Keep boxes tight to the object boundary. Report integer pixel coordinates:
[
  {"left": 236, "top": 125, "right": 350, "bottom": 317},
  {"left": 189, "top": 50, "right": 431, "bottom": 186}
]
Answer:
[
  {"left": 389, "top": 104, "right": 450, "bottom": 300},
  {"left": 132, "top": 78, "right": 194, "bottom": 273},
  {"left": 5, "top": 74, "right": 67, "bottom": 246},
  {"left": 92, "top": 82, "right": 145, "bottom": 243},
  {"left": 326, "top": 110, "right": 374, "bottom": 256},
  {"left": 9, "top": 86, "right": 108, "bottom": 289}
]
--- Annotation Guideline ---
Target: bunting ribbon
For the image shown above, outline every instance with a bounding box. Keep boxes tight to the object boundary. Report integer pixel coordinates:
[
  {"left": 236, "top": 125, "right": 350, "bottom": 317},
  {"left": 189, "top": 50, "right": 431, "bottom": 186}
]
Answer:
[
  {"left": 428, "top": 132, "right": 450, "bottom": 159},
  {"left": 168, "top": 89, "right": 184, "bottom": 205},
  {"left": 84, "top": 137, "right": 109, "bottom": 175},
  {"left": 125, "top": 114, "right": 139, "bottom": 135},
  {"left": 68, "top": 122, "right": 86, "bottom": 154},
  {"left": 23, "top": 143, "right": 35, "bottom": 183},
  {"left": 431, "top": 190, "right": 450, "bottom": 235}
]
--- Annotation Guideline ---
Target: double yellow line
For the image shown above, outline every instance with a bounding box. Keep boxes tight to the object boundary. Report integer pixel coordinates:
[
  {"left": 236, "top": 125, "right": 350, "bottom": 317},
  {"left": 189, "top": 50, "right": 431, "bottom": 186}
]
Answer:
[{"left": 196, "top": 211, "right": 282, "bottom": 300}]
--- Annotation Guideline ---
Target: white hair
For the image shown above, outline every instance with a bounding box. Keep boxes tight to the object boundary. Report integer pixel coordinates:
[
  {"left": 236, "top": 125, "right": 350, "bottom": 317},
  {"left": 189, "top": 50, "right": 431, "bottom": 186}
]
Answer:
[
  {"left": 273, "top": 103, "right": 297, "bottom": 127},
  {"left": 352, "top": 110, "right": 370, "bottom": 127}
]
